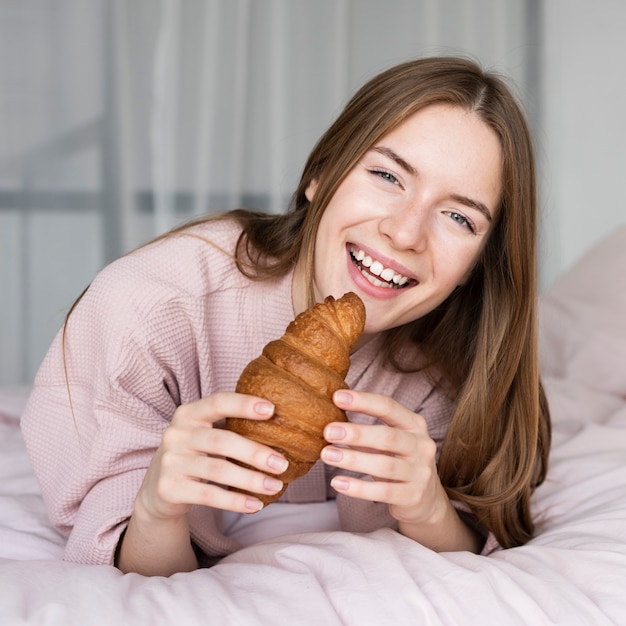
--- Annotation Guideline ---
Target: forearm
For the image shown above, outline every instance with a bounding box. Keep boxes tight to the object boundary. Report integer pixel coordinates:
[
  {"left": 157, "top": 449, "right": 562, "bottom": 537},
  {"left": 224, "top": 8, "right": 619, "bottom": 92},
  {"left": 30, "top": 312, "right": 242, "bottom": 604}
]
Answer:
[
  {"left": 116, "top": 508, "right": 198, "bottom": 576},
  {"left": 398, "top": 496, "right": 483, "bottom": 554}
]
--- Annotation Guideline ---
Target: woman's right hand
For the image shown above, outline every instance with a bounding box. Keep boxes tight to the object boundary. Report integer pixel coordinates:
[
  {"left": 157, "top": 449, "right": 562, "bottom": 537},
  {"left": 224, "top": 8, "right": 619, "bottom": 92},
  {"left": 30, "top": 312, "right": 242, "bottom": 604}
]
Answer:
[
  {"left": 117, "top": 392, "right": 289, "bottom": 575},
  {"left": 134, "top": 392, "right": 289, "bottom": 525}
]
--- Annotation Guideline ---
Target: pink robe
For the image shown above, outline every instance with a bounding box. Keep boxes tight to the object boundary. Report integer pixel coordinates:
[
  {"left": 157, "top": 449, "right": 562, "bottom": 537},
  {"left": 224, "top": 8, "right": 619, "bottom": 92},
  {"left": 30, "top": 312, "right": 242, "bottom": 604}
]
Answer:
[{"left": 21, "top": 219, "right": 494, "bottom": 565}]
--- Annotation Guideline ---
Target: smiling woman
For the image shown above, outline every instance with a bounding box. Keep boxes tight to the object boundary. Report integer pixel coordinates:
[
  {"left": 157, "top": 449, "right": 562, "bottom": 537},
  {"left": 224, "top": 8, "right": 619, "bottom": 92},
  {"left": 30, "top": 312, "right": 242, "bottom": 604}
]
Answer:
[
  {"left": 304, "top": 104, "right": 501, "bottom": 330},
  {"left": 21, "top": 56, "right": 550, "bottom": 576}
]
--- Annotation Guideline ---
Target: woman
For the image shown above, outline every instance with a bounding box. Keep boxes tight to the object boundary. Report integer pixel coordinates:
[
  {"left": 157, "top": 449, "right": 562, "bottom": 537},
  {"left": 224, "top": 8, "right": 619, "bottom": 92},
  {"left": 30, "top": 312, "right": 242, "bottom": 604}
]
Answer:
[{"left": 21, "top": 56, "right": 550, "bottom": 576}]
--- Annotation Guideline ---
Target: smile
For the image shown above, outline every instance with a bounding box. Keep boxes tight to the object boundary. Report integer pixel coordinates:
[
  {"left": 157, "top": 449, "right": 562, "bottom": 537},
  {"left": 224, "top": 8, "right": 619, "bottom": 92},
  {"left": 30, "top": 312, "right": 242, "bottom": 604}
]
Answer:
[{"left": 348, "top": 245, "right": 414, "bottom": 289}]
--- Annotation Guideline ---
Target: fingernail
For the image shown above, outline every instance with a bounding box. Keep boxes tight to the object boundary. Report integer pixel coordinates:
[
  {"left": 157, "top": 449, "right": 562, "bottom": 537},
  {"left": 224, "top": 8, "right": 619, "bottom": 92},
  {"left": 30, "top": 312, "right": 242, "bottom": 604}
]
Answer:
[
  {"left": 264, "top": 477, "right": 283, "bottom": 492},
  {"left": 325, "top": 425, "right": 346, "bottom": 441},
  {"left": 322, "top": 447, "right": 343, "bottom": 462},
  {"left": 333, "top": 390, "right": 352, "bottom": 406},
  {"left": 267, "top": 454, "right": 289, "bottom": 472},
  {"left": 245, "top": 497, "right": 263, "bottom": 512},
  {"left": 254, "top": 401, "right": 274, "bottom": 416},
  {"left": 331, "top": 477, "right": 350, "bottom": 491}
]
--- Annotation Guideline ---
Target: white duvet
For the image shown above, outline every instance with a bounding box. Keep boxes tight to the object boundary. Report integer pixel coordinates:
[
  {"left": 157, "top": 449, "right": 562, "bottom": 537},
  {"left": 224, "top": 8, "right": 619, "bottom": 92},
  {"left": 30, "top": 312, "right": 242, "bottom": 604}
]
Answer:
[{"left": 1, "top": 227, "right": 625, "bottom": 626}]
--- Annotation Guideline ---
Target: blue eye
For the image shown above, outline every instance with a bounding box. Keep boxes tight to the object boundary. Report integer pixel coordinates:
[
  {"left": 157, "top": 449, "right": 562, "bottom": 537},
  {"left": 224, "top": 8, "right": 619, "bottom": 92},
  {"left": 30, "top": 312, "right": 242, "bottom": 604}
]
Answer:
[
  {"left": 446, "top": 211, "right": 476, "bottom": 234},
  {"left": 371, "top": 168, "right": 399, "bottom": 185}
]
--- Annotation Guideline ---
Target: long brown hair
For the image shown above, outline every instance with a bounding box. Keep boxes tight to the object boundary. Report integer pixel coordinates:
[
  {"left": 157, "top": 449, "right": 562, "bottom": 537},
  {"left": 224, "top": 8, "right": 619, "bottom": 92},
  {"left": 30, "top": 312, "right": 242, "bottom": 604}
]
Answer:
[
  {"left": 72, "top": 56, "right": 551, "bottom": 548},
  {"left": 231, "top": 56, "right": 550, "bottom": 548}
]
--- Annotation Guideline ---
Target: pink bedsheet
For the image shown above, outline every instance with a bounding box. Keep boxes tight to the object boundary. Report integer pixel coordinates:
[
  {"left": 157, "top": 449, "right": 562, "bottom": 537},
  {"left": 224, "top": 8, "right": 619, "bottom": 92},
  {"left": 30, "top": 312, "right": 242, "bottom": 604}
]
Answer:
[{"left": 1, "top": 227, "right": 625, "bottom": 625}]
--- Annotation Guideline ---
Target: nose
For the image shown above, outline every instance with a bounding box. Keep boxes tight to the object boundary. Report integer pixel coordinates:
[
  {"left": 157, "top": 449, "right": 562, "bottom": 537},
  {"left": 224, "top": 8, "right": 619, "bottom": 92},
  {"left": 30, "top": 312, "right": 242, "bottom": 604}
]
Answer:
[{"left": 378, "top": 200, "right": 429, "bottom": 252}]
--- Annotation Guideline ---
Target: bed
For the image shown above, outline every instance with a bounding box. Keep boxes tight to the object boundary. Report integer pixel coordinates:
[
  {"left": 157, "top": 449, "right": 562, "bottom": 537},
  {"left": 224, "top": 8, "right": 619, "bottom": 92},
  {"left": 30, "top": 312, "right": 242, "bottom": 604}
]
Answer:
[{"left": 1, "top": 227, "right": 625, "bottom": 625}]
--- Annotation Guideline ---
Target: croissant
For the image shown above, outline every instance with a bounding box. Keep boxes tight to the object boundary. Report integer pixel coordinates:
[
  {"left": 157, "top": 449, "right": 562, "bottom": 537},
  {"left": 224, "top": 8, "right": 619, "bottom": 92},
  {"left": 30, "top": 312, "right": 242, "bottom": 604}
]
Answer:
[{"left": 225, "top": 291, "right": 366, "bottom": 504}]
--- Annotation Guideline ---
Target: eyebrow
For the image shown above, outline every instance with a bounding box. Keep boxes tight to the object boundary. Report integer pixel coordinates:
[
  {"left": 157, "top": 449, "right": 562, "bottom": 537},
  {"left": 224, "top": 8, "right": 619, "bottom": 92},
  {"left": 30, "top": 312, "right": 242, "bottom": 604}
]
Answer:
[
  {"left": 450, "top": 194, "right": 493, "bottom": 222},
  {"left": 372, "top": 146, "right": 417, "bottom": 176},
  {"left": 371, "top": 145, "right": 493, "bottom": 222}
]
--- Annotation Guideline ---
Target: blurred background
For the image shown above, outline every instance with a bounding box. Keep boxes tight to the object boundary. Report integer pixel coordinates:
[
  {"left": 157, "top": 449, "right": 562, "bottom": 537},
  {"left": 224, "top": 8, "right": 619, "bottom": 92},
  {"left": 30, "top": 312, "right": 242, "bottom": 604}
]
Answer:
[{"left": 1, "top": 0, "right": 624, "bottom": 386}]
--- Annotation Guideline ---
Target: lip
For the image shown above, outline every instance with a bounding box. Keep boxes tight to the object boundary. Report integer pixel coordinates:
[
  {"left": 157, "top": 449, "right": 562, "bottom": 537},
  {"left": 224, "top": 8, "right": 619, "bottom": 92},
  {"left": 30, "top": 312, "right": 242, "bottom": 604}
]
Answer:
[
  {"left": 345, "top": 242, "right": 418, "bottom": 299},
  {"left": 351, "top": 242, "right": 417, "bottom": 281}
]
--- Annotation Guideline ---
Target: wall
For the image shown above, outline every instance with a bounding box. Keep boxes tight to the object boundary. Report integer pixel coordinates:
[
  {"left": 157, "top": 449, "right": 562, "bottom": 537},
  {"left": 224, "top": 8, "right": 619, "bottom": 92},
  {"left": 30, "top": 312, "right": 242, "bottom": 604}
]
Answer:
[
  {"left": 1, "top": 0, "right": 625, "bottom": 386},
  {"left": 540, "top": 0, "right": 626, "bottom": 288}
]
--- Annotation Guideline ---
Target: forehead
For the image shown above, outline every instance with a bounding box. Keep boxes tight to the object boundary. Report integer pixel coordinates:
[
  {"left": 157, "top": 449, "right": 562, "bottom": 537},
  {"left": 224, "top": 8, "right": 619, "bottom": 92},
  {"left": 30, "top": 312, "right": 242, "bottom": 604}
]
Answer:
[
  {"left": 375, "top": 104, "right": 503, "bottom": 206},
  {"left": 380, "top": 104, "right": 499, "bottom": 151}
]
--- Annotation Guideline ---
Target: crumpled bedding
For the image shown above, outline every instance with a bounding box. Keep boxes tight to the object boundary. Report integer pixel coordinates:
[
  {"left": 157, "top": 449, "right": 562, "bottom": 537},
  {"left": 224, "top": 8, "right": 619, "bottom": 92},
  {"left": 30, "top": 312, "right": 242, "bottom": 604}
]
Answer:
[{"left": 1, "top": 227, "right": 625, "bottom": 626}]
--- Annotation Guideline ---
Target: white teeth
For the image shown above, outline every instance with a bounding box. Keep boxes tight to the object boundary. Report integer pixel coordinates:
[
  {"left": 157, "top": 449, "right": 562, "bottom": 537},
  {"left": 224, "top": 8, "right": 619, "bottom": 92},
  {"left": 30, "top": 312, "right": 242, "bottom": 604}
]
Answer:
[
  {"left": 349, "top": 245, "right": 411, "bottom": 288},
  {"left": 370, "top": 260, "right": 384, "bottom": 276},
  {"left": 380, "top": 268, "right": 395, "bottom": 281},
  {"left": 367, "top": 274, "right": 387, "bottom": 288}
]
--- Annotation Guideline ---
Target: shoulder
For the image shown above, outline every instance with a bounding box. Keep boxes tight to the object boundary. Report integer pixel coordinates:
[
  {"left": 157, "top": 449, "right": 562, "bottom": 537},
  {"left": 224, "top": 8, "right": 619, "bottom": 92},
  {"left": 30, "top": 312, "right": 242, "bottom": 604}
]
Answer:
[
  {"left": 63, "top": 218, "right": 252, "bottom": 355},
  {"left": 100, "top": 218, "right": 243, "bottom": 295},
  {"left": 81, "top": 218, "right": 245, "bottom": 315},
  {"left": 32, "top": 216, "right": 291, "bottom": 402}
]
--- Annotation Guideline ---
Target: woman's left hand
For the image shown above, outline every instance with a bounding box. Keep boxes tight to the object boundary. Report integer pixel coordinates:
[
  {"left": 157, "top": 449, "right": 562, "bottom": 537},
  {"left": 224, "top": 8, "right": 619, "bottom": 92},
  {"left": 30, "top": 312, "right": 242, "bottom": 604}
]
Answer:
[
  {"left": 321, "top": 389, "right": 446, "bottom": 528},
  {"left": 322, "top": 389, "right": 483, "bottom": 553}
]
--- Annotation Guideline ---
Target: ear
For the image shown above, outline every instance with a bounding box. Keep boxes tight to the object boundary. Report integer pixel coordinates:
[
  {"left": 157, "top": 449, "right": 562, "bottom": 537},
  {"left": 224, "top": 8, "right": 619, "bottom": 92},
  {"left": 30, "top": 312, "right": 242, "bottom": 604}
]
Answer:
[{"left": 305, "top": 179, "right": 318, "bottom": 202}]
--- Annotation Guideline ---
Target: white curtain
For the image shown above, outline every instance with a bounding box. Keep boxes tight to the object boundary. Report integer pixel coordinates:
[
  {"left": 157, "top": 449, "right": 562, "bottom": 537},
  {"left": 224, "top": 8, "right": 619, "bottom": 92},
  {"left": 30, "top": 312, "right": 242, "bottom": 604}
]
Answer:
[
  {"left": 109, "top": 0, "right": 538, "bottom": 252},
  {"left": 0, "top": 0, "right": 539, "bottom": 385}
]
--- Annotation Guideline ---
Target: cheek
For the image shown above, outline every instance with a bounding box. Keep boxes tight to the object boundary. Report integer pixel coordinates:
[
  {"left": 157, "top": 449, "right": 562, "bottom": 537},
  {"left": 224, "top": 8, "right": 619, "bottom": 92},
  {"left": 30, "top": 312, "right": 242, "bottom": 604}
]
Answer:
[
  {"left": 456, "top": 265, "right": 475, "bottom": 287},
  {"left": 314, "top": 194, "right": 351, "bottom": 246},
  {"left": 313, "top": 212, "right": 336, "bottom": 261},
  {"left": 435, "top": 242, "right": 481, "bottom": 288},
  {"left": 455, "top": 246, "right": 485, "bottom": 286},
  {"left": 312, "top": 212, "right": 341, "bottom": 276}
]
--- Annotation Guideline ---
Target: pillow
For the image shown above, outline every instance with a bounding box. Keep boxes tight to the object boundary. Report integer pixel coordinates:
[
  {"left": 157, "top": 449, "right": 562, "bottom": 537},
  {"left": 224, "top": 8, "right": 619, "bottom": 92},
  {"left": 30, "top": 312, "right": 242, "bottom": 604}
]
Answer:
[{"left": 540, "top": 226, "right": 626, "bottom": 400}]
